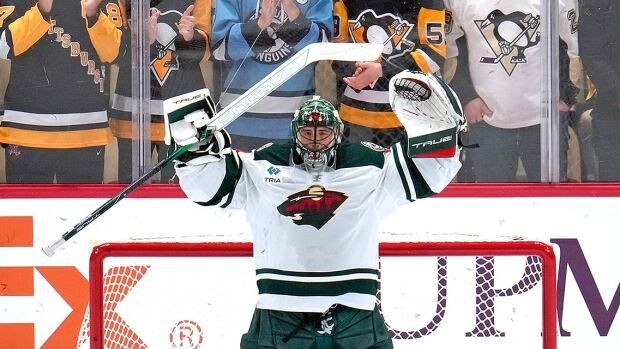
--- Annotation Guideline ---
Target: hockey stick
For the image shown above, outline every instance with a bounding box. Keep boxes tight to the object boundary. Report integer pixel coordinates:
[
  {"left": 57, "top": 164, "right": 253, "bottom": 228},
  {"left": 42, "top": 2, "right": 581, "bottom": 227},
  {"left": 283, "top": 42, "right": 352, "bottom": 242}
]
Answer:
[{"left": 42, "top": 42, "right": 382, "bottom": 256}]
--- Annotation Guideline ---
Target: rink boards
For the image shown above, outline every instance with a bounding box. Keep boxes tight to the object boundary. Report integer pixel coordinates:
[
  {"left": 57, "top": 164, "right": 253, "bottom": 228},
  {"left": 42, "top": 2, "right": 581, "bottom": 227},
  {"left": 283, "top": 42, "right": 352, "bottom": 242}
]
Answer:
[{"left": 0, "top": 190, "right": 618, "bottom": 348}]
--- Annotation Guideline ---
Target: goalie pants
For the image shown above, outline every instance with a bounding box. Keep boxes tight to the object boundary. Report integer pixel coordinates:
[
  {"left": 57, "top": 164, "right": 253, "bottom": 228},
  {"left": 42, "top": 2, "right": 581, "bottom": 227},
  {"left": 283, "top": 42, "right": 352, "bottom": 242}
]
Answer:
[{"left": 240, "top": 305, "right": 393, "bottom": 349}]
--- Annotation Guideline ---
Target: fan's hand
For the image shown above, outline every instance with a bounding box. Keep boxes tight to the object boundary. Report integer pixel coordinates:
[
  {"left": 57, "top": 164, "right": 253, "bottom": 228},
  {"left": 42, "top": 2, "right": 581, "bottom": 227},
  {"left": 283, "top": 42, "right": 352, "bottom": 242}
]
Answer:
[
  {"left": 177, "top": 5, "right": 195, "bottom": 42},
  {"left": 38, "top": 0, "right": 53, "bottom": 14}
]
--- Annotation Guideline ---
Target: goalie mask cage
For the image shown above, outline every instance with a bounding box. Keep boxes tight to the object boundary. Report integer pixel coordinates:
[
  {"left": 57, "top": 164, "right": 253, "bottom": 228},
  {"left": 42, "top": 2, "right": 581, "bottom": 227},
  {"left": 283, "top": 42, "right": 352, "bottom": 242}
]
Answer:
[{"left": 86, "top": 241, "right": 557, "bottom": 349}]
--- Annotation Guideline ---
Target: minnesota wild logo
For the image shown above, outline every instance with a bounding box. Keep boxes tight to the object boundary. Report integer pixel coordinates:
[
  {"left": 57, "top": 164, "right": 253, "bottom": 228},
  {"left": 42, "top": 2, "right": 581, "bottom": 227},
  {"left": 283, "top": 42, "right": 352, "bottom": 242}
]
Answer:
[{"left": 277, "top": 185, "right": 348, "bottom": 229}]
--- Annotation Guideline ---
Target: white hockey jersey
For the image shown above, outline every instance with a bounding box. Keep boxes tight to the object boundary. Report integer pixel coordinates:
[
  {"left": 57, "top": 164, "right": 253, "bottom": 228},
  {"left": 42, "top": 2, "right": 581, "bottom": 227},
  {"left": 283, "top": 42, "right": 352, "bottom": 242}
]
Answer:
[
  {"left": 444, "top": 0, "right": 579, "bottom": 129},
  {"left": 176, "top": 141, "right": 460, "bottom": 312}
]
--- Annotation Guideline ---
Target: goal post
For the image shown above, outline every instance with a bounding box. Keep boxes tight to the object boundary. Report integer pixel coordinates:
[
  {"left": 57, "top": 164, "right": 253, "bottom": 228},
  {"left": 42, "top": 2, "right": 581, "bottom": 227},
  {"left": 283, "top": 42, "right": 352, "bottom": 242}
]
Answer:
[{"left": 87, "top": 241, "right": 556, "bottom": 349}]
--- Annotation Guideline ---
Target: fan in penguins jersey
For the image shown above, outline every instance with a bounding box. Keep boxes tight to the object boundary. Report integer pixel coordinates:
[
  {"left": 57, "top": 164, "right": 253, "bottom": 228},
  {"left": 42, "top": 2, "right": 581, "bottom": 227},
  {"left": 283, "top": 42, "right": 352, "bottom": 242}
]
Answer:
[
  {"left": 332, "top": 0, "right": 446, "bottom": 148},
  {"left": 164, "top": 71, "right": 464, "bottom": 347},
  {"left": 444, "top": 0, "right": 579, "bottom": 182},
  {"left": 0, "top": 0, "right": 124, "bottom": 183},
  {"left": 211, "top": 0, "right": 332, "bottom": 152},
  {"left": 109, "top": 0, "right": 210, "bottom": 183}
]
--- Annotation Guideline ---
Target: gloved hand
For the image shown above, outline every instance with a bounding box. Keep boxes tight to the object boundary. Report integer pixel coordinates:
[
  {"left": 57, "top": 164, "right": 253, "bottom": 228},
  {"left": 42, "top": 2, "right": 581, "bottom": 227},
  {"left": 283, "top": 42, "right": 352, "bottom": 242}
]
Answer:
[
  {"left": 197, "top": 128, "right": 232, "bottom": 157},
  {"left": 389, "top": 71, "right": 467, "bottom": 158},
  {"left": 163, "top": 88, "right": 216, "bottom": 150},
  {"left": 174, "top": 127, "right": 232, "bottom": 164}
]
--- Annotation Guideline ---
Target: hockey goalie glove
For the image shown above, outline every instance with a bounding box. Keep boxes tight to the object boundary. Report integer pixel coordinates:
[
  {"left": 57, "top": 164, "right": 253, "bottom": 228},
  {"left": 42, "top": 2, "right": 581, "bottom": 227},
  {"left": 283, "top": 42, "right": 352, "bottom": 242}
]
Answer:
[
  {"left": 163, "top": 88, "right": 217, "bottom": 149},
  {"left": 389, "top": 71, "right": 467, "bottom": 158},
  {"left": 199, "top": 128, "right": 232, "bottom": 157}
]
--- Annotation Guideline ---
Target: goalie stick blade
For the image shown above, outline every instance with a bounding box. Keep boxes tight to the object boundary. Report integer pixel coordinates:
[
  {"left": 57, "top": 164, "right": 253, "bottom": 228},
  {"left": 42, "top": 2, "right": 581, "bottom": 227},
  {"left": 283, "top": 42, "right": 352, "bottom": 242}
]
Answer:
[
  {"left": 42, "top": 237, "right": 65, "bottom": 257},
  {"left": 207, "top": 43, "right": 383, "bottom": 131}
]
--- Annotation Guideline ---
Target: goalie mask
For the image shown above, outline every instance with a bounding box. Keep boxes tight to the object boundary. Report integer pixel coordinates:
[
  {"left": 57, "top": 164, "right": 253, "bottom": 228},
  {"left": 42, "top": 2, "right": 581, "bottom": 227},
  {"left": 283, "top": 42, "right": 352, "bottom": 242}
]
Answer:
[{"left": 292, "top": 96, "right": 343, "bottom": 174}]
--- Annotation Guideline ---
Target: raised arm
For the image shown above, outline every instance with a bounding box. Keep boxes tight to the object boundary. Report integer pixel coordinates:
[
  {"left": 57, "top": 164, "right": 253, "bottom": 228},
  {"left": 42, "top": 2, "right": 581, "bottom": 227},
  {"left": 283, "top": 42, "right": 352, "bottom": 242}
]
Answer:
[
  {"left": 381, "top": 0, "right": 446, "bottom": 79},
  {"left": 211, "top": 0, "right": 331, "bottom": 61},
  {"left": 382, "top": 71, "right": 463, "bottom": 204},
  {"left": 173, "top": 2, "right": 211, "bottom": 62},
  {"left": 84, "top": 0, "right": 124, "bottom": 63},
  {"left": 163, "top": 89, "right": 247, "bottom": 208},
  {"left": 0, "top": 1, "right": 52, "bottom": 59}
]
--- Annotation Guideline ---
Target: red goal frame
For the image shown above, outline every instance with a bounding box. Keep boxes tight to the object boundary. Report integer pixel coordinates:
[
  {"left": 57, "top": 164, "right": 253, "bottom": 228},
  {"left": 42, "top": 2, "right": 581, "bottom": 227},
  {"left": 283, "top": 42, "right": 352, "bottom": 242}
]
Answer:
[{"left": 89, "top": 241, "right": 557, "bottom": 349}]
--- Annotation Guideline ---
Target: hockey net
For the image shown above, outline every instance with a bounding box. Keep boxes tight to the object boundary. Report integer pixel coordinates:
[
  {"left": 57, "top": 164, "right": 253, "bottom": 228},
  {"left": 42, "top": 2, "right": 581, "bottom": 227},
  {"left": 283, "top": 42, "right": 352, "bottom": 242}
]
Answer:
[{"left": 82, "top": 241, "right": 556, "bottom": 349}]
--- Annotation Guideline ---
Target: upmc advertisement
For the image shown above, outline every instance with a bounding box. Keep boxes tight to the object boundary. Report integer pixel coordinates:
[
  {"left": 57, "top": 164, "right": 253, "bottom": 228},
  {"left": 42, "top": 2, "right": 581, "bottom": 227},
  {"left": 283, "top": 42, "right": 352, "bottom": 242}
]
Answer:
[{"left": 0, "top": 190, "right": 618, "bottom": 348}]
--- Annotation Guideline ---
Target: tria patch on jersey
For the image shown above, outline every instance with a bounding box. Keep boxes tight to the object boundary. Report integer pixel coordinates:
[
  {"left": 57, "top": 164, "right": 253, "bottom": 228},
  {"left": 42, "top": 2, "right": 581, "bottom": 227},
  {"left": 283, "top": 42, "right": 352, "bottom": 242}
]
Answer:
[
  {"left": 277, "top": 185, "right": 348, "bottom": 229},
  {"left": 267, "top": 166, "right": 281, "bottom": 175}
]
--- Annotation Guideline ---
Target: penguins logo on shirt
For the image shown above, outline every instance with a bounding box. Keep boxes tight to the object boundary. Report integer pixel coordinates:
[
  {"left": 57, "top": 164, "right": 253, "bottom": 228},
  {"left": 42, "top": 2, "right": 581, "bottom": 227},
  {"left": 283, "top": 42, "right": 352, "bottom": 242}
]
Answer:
[
  {"left": 151, "top": 17, "right": 180, "bottom": 85},
  {"left": 277, "top": 185, "right": 348, "bottom": 229},
  {"left": 248, "top": 6, "right": 294, "bottom": 64},
  {"left": 475, "top": 10, "right": 541, "bottom": 76},
  {"left": 348, "top": 9, "right": 416, "bottom": 60}
]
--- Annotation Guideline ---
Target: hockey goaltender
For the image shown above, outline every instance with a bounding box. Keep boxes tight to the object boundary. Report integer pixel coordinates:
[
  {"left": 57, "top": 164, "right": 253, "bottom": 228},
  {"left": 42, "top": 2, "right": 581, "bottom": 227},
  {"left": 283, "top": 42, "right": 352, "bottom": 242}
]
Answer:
[{"left": 164, "top": 71, "right": 466, "bottom": 348}]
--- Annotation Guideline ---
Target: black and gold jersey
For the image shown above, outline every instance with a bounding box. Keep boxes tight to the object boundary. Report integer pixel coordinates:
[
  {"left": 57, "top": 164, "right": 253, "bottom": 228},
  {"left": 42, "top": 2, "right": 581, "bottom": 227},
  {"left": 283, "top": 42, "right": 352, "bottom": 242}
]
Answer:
[
  {"left": 109, "top": 0, "right": 210, "bottom": 142},
  {"left": 0, "top": 0, "right": 124, "bottom": 148},
  {"left": 332, "top": 0, "right": 446, "bottom": 130}
]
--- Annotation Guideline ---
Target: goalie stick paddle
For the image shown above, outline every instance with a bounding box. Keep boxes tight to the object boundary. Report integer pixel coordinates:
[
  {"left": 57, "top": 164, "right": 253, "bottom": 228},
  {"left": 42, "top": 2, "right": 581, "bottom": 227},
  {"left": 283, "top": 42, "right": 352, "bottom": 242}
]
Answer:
[{"left": 42, "top": 42, "right": 382, "bottom": 257}]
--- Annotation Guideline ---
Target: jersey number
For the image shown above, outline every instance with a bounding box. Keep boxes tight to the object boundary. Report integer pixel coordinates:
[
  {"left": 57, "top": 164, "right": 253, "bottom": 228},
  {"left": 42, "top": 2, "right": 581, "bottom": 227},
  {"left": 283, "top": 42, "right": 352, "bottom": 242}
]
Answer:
[
  {"left": 0, "top": 6, "right": 15, "bottom": 27},
  {"left": 425, "top": 22, "right": 444, "bottom": 45},
  {"left": 106, "top": 3, "right": 123, "bottom": 28}
]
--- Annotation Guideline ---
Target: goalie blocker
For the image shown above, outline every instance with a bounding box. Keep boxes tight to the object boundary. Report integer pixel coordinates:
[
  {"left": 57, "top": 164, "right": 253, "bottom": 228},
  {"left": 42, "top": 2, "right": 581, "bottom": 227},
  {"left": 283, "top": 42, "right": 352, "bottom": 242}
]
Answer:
[
  {"left": 389, "top": 71, "right": 467, "bottom": 158},
  {"left": 163, "top": 88, "right": 216, "bottom": 147},
  {"left": 163, "top": 88, "right": 233, "bottom": 163}
]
